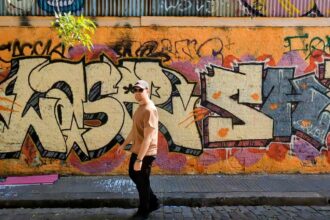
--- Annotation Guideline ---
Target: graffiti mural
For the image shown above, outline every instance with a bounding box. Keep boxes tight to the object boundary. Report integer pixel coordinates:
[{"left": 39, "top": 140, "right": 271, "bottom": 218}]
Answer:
[
  {"left": 106, "top": 37, "right": 224, "bottom": 63},
  {"left": 240, "top": 0, "right": 330, "bottom": 17},
  {"left": 2, "top": 0, "right": 330, "bottom": 17},
  {"left": 160, "top": 0, "right": 213, "bottom": 15},
  {"left": 0, "top": 57, "right": 201, "bottom": 161},
  {"left": 37, "top": 0, "right": 84, "bottom": 13},
  {"left": 284, "top": 33, "right": 330, "bottom": 61},
  {"left": 201, "top": 63, "right": 273, "bottom": 148},
  {"left": 1, "top": 55, "right": 330, "bottom": 156},
  {"left": 1, "top": 25, "right": 330, "bottom": 175},
  {"left": 0, "top": 39, "right": 66, "bottom": 59}
]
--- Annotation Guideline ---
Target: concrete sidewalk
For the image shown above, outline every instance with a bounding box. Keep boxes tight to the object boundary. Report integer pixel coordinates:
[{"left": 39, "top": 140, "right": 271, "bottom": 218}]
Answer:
[{"left": 0, "top": 175, "right": 330, "bottom": 208}]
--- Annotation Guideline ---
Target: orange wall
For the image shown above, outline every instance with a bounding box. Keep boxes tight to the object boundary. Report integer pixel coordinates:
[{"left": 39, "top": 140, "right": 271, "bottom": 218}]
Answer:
[{"left": 1, "top": 23, "right": 330, "bottom": 175}]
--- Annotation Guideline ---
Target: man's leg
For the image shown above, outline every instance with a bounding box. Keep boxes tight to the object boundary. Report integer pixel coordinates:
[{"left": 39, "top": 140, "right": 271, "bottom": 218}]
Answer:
[
  {"left": 149, "top": 187, "right": 160, "bottom": 212},
  {"left": 129, "top": 154, "right": 150, "bottom": 216},
  {"left": 144, "top": 156, "right": 159, "bottom": 211},
  {"left": 129, "top": 154, "right": 138, "bottom": 185},
  {"left": 135, "top": 156, "right": 154, "bottom": 214},
  {"left": 129, "top": 154, "right": 159, "bottom": 215}
]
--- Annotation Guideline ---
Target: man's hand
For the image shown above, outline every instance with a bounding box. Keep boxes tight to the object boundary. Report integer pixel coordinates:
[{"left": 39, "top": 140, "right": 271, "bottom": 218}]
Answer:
[
  {"left": 117, "top": 130, "right": 133, "bottom": 154},
  {"left": 134, "top": 161, "right": 142, "bottom": 171}
]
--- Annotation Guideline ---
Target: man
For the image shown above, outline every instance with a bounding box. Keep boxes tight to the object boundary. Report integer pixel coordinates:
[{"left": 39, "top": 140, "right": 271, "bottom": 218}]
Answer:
[{"left": 118, "top": 79, "right": 160, "bottom": 219}]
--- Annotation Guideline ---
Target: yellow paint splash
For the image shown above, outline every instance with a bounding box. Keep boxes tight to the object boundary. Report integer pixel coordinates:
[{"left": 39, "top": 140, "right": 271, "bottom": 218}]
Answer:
[{"left": 278, "top": 0, "right": 301, "bottom": 16}]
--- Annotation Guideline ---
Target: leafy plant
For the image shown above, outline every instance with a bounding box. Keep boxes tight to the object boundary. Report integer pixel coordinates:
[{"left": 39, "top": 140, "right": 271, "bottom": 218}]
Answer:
[{"left": 51, "top": 12, "right": 96, "bottom": 51}]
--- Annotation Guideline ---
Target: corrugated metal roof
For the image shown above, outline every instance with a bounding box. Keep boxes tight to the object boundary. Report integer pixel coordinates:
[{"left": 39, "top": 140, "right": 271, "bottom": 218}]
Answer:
[
  {"left": 240, "top": 0, "right": 328, "bottom": 17},
  {"left": 152, "top": 0, "right": 212, "bottom": 16},
  {"left": 0, "top": 0, "right": 329, "bottom": 17},
  {"left": 212, "top": 0, "right": 243, "bottom": 17}
]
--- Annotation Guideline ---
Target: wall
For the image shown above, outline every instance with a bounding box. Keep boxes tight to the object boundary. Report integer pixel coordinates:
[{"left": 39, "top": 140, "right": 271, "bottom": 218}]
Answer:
[
  {"left": 1, "top": 0, "right": 330, "bottom": 17},
  {"left": 1, "top": 17, "right": 330, "bottom": 175}
]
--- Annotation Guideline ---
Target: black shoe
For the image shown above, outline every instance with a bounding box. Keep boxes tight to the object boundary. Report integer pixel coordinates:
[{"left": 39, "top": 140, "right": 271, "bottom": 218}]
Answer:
[{"left": 130, "top": 210, "right": 149, "bottom": 220}]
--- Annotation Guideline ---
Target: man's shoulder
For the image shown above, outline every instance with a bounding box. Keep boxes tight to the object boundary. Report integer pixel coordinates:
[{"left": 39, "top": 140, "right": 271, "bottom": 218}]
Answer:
[
  {"left": 144, "top": 103, "right": 158, "bottom": 118},
  {"left": 145, "top": 101, "right": 157, "bottom": 111}
]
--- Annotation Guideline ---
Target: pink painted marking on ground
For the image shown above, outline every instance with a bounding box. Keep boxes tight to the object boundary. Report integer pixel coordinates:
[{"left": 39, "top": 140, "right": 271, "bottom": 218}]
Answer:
[{"left": 0, "top": 174, "right": 58, "bottom": 185}]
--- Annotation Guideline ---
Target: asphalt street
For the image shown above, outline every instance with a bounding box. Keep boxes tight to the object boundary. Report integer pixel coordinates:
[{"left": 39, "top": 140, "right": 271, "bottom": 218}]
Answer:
[{"left": 1, "top": 206, "right": 330, "bottom": 220}]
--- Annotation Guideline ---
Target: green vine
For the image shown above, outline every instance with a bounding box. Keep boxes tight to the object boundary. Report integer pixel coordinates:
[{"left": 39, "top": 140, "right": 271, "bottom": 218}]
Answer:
[{"left": 51, "top": 12, "right": 96, "bottom": 51}]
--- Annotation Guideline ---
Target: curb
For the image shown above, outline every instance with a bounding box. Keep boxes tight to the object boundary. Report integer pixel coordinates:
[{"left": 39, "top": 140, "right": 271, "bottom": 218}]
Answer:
[{"left": 0, "top": 193, "right": 328, "bottom": 208}]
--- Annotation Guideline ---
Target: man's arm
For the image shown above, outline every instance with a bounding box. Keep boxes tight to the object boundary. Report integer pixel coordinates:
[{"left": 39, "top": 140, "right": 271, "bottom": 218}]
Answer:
[
  {"left": 137, "top": 126, "right": 155, "bottom": 160},
  {"left": 121, "top": 129, "right": 134, "bottom": 147},
  {"left": 133, "top": 127, "right": 155, "bottom": 171},
  {"left": 117, "top": 128, "right": 133, "bottom": 152}
]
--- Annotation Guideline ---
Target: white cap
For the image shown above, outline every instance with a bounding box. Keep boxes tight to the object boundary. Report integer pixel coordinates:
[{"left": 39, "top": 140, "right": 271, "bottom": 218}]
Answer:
[{"left": 133, "top": 80, "right": 149, "bottom": 89}]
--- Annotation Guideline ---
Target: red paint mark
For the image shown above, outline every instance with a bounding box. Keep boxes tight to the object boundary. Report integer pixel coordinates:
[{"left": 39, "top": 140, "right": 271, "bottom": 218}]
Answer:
[
  {"left": 257, "top": 54, "right": 276, "bottom": 66},
  {"left": 179, "top": 107, "right": 210, "bottom": 127},
  {"left": 325, "top": 149, "right": 330, "bottom": 164},
  {"left": 301, "top": 120, "right": 312, "bottom": 128},
  {"left": 0, "top": 106, "right": 17, "bottom": 112},
  {"left": 21, "top": 134, "right": 38, "bottom": 166},
  {"left": 326, "top": 133, "right": 330, "bottom": 164},
  {"left": 0, "top": 96, "right": 22, "bottom": 107},
  {"left": 0, "top": 69, "right": 9, "bottom": 82},
  {"left": 84, "top": 119, "right": 102, "bottom": 127},
  {"left": 266, "top": 143, "right": 289, "bottom": 161},
  {"left": 212, "top": 91, "right": 221, "bottom": 100},
  {"left": 218, "top": 128, "right": 229, "bottom": 138},
  {"left": 251, "top": 93, "right": 259, "bottom": 101},
  {"left": 326, "top": 151, "right": 330, "bottom": 164},
  {"left": 269, "top": 103, "right": 278, "bottom": 110},
  {"left": 304, "top": 49, "right": 330, "bottom": 73},
  {"left": 223, "top": 55, "right": 240, "bottom": 68},
  {"left": 326, "top": 132, "right": 330, "bottom": 147},
  {"left": 193, "top": 107, "right": 210, "bottom": 115}
]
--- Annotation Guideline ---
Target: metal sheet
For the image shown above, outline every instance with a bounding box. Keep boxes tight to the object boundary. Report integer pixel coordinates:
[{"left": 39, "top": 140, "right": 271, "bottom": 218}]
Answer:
[
  {"left": 239, "top": 0, "right": 330, "bottom": 17},
  {"left": 0, "top": 0, "right": 330, "bottom": 17},
  {"left": 212, "top": 0, "right": 243, "bottom": 17},
  {"left": 0, "top": 1, "right": 5, "bottom": 16},
  {"left": 151, "top": 0, "right": 213, "bottom": 16},
  {"left": 2, "top": 0, "right": 36, "bottom": 16}
]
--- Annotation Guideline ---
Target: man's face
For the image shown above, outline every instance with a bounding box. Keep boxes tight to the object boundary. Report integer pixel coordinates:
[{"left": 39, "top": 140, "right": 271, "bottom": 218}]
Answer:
[{"left": 133, "top": 87, "right": 148, "bottom": 102}]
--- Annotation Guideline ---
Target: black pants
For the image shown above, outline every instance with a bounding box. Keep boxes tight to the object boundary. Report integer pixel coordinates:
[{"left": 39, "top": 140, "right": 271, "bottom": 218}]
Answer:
[{"left": 129, "top": 153, "right": 158, "bottom": 213}]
